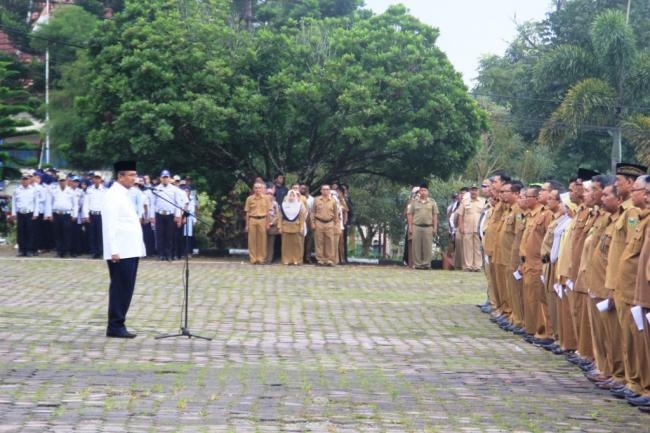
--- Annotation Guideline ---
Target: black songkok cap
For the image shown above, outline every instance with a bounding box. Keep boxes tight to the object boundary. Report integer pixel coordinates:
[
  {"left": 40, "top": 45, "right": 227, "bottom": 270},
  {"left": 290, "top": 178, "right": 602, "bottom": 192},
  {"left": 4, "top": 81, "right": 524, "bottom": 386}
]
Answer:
[
  {"left": 577, "top": 168, "right": 600, "bottom": 181},
  {"left": 114, "top": 160, "right": 137, "bottom": 172},
  {"left": 419, "top": 183, "right": 429, "bottom": 189},
  {"left": 616, "top": 162, "right": 647, "bottom": 177}
]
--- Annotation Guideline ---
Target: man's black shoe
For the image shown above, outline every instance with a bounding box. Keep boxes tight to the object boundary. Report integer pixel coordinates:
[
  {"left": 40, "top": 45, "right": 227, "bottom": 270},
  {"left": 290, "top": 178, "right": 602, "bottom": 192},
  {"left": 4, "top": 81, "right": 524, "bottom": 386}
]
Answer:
[
  {"left": 610, "top": 387, "right": 639, "bottom": 399},
  {"left": 626, "top": 395, "right": 650, "bottom": 406},
  {"left": 106, "top": 330, "right": 136, "bottom": 339}
]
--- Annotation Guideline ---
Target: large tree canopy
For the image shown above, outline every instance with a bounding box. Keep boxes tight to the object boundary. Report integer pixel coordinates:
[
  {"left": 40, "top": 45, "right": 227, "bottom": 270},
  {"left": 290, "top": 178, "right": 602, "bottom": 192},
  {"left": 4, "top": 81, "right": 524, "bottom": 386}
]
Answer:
[
  {"left": 58, "top": 0, "right": 485, "bottom": 192},
  {"left": 475, "top": 0, "right": 650, "bottom": 176}
]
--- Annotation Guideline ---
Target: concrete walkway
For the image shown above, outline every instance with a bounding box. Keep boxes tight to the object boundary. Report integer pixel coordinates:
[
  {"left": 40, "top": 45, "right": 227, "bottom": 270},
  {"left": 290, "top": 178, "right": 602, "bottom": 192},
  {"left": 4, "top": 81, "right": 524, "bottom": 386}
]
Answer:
[{"left": 0, "top": 251, "right": 645, "bottom": 432}]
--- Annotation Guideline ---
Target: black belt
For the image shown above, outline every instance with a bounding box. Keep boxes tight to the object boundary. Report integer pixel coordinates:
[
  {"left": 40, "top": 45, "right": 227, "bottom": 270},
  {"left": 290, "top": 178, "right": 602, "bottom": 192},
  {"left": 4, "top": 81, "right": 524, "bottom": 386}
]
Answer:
[
  {"left": 18, "top": 210, "right": 34, "bottom": 214},
  {"left": 54, "top": 211, "right": 70, "bottom": 215},
  {"left": 250, "top": 215, "right": 266, "bottom": 219},
  {"left": 89, "top": 211, "right": 101, "bottom": 215},
  {"left": 157, "top": 211, "right": 173, "bottom": 216},
  {"left": 315, "top": 217, "right": 333, "bottom": 223},
  {"left": 415, "top": 224, "right": 432, "bottom": 227}
]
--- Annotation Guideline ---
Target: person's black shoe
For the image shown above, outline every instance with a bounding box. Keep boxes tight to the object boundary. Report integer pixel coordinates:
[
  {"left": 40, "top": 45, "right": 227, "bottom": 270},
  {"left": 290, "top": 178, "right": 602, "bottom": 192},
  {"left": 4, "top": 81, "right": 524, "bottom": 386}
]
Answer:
[
  {"left": 626, "top": 395, "right": 650, "bottom": 407},
  {"left": 639, "top": 405, "right": 650, "bottom": 413},
  {"left": 106, "top": 330, "right": 136, "bottom": 339},
  {"left": 610, "top": 387, "right": 639, "bottom": 399}
]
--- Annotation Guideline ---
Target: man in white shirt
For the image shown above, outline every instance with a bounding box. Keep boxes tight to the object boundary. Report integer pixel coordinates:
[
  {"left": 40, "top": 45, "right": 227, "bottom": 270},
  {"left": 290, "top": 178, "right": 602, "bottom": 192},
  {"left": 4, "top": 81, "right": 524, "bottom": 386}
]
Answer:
[
  {"left": 82, "top": 172, "right": 107, "bottom": 258},
  {"left": 102, "top": 160, "right": 146, "bottom": 339}
]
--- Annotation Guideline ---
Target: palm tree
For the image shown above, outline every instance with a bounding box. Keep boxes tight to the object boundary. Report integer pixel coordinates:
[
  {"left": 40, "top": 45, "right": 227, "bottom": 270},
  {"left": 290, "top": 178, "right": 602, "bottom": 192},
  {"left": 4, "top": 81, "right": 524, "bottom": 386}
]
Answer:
[{"left": 538, "top": 9, "right": 650, "bottom": 171}]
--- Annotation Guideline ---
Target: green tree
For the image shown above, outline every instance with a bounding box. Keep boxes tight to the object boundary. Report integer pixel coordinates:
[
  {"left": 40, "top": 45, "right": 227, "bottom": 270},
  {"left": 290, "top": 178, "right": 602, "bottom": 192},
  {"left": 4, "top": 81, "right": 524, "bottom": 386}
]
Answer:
[
  {"left": 64, "top": 1, "right": 486, "bottom": 195},
  {"left": 537, "top": 9, "right": 650, "bottom": 171},
  {"left": 0, "top": 58, "right": 39, "bottom": 178}
]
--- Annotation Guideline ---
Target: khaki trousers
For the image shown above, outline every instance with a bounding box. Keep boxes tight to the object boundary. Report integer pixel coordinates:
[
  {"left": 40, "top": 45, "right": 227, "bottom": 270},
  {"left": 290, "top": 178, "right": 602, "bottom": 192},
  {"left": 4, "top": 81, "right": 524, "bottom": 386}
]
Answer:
[
  {"left": 523, "top": 270, "right": 547, "bottom": 338},
  {"left": 506, "top": 268, "right": 525, "bottom": 328},
  {"left": 412, "top": 225, "right": 433, "bottom": 268},
  {"left": 602, "top": 306, "right": 626, "bottom": 383},
  {"left": 616, "top": 298, "right": 643, "bottom": 394},
  {"left": 462, "top": 233, "right": 482, "bottom": 270},
  {"left": 558, "top": 291, "right": 577, "bottom": 350},
  {"left": 247, "top": 218, "right": 267, "bottom": 264},
  {"left": 281, "top": 233, "right": 304, "bottom": 265},
  {"left": 314, "top": 220, "right": 336, "bottom": 264},
  {"left": 640, "top": 308, "right": 650, "bottom": 396},
  {"left": 485, "top": 259, "right": 501, "bottom": 311},
  {"left": 495, "top": 264, "right": 511, "bottom": 317},
  {"left": 575, "top": 292, "right": 594, "bottom": 360},
  {"left": 542, "top": 263, "right": 558, "bottom": 340},
  {"left": 588, "top": 297, "right": 611, "bottom": 375}
]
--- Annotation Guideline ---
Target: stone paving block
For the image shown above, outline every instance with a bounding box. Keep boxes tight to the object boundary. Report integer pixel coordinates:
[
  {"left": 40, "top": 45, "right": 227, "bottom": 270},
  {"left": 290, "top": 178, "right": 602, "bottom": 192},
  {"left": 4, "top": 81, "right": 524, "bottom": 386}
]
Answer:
[{"left": 0, "top": 251, "right": 647, "bottom": 432}]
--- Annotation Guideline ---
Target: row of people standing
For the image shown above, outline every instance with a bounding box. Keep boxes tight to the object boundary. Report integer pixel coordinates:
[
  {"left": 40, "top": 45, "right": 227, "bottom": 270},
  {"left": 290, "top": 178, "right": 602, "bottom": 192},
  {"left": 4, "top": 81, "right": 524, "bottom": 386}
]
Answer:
[
  {"left": 244, "top": 176, "right": 351, "bottom": 266},
  {"left": 479, "top": 163, "right": 650, "bottom": 414},
  {"left": 10, "top": 168, "right": 198, "bottom": 261}
]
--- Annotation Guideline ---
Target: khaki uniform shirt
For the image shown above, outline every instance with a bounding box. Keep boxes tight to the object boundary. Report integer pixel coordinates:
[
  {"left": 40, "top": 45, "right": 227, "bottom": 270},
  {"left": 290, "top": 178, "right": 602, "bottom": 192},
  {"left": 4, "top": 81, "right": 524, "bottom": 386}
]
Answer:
[
  {"left": 496, "top": 204, "right": 517, "bottom": 267},
  {"left": 605, "top": 198, "right": 640, "bottom": 294},
  {"left": 522, "top": 205, "right": 552, "bottom": 274},
  {"left": 618, "top": 209, "right": 650, "bottom": 305},
  {"left": 484, "top": 201, "right": 504, "bottom": 257},
  {"left": 311, "top": 196, "right": 339, "bottom": 225},
  {"left": 244, "top": 194, "right": 271, "bottom": 218},
  {"left": 409, "top": 198, "right": 439, "bottom": 226},
  {"left": 567, "top": 205, "right": 591, "bottom": 281},
  {"left": 573, "top": 207, "right": 605, "bottom": 293},
  {"left": 458, "top": 197, "right": 485, "bottom": 234},
  {"left": 510, "top": 208, "right": 527, "bottom": 268},
  {"left": 635, "top": 212, "right": 650, "bottom": 307},
  {"left": 590, "top": 211, "right": 618, "bottom": 298}
]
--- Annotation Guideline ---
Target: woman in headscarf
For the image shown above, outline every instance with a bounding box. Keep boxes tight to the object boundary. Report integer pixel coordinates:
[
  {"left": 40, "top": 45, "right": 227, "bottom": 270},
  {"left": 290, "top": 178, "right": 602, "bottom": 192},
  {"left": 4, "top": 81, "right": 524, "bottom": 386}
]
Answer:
[{"left": 279, "top": 189, "right": 307, "bottom": 265}]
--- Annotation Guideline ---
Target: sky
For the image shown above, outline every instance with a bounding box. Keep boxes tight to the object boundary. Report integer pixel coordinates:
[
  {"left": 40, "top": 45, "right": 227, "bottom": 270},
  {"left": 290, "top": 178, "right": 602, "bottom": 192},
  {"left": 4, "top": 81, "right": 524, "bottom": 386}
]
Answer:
[{"left": 362, "top": 0, "right": 555, "bottom": 87}]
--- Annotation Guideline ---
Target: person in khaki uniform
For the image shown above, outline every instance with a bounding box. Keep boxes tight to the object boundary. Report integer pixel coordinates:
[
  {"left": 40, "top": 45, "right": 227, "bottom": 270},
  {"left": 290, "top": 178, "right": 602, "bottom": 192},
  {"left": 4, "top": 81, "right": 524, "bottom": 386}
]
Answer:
[
  {"left": 244, "top": 182, "right": 271, "bottom": 264},
  {"left": 605, "top": 163, "right": 648, "bottom": 399},
  {"left": 279, "top": 189, "right": 307, "bottom": 265},
  {"left": 631, "top": 180, "right": 650, "bottom": 409},
  {"left": 484, "top": 173, "right": 509, "bottom": 316},
  {"left": 493, "top": 181, "right": 520, "bottom": 327},
  {"left": 609, "top": 169, "right": 648, "bottom": 400},
  {"left": 407, "top": 184, "right": 438, "bottom": 269},
  {"left": 507, "top": 186, "right": 528, "bottom": 332},
  {"left": 458, "top": 185, "right": 485, "bottom": 271},
  {"left": 538, "top": 186, "right": 566, "bottom": 346},
  {"left": 407, "top": 185, "right": 439, "bottom": 269},
  {"left": 565, "top": 170, "right": 599, "bottom": 363},
  {"left": 521, "top": 183, "right": 554, "bottom": 342},
  {"left": 590, "top": 184, "right": 626, "bottom": 391},
  {"left": 310, "top": 185, "right": 340, "bottom": 266},
  {"left": 577, "top": 176, "right": 615, "bottom": 383}
]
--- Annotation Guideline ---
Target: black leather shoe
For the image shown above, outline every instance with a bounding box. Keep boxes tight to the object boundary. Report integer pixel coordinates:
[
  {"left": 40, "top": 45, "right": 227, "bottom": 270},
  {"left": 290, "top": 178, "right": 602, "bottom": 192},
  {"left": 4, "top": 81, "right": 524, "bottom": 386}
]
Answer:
[
  {"left": 106, "top": 330, "right": 136, "bottom": 339},
  {"left": 626, "top": 395, "right": 650, "bottom": 406},
  {"left": 639, "top": 405, "right": 650, "bottom": 413},
  {"left": 610, "top": 387, "right": 639, "bottom": 399}
]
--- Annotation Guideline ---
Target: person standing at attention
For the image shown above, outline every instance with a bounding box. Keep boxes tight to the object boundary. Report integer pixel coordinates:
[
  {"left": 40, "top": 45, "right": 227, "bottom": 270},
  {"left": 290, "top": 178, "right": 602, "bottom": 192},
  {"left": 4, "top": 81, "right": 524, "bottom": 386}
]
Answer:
[
  {"left": 407, "top": 184, "right": 439, "bottom": 269},
  {"left": 103, "top": 160, "right": 146, "bottom": 339}
]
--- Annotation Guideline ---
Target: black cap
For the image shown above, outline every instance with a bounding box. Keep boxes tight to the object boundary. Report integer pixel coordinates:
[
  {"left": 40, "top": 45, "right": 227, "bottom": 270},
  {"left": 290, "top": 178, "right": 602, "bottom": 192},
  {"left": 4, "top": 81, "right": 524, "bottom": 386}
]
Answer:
[
  {"left": 577, "top": 168, "right": 600, "bottom": 181},
  {"left": 419, "top": 183, "right": 428, "bottom": 189},
  {"left": 114, "top": 160, "right": 137, "bottom": 172},
  {"left": 616, "top": 162, "right": 647, "bottom": 177}
]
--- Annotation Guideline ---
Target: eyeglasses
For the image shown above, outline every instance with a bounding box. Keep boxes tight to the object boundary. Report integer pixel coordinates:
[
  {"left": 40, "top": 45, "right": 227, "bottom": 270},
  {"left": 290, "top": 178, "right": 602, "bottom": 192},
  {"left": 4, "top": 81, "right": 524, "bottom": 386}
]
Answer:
[
  {"left": 525, "top": 195, "right": 538, "bottom": 198},
  {"left": 631, "top": 188, "right": 646, "bottom": 192}
]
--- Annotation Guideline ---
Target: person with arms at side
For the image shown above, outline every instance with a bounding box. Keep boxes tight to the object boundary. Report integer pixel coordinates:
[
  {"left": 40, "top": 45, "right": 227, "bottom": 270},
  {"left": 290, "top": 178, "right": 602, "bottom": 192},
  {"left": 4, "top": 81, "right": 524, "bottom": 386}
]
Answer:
[
  {"left": 407, "top": 184, "right": 439, "bottom": 270},
  {"left": 244, "top": 181, "right": 271, "bottom": 264},
  {"left": 103, "top": 160, "right": 146, "bottom": 339}
]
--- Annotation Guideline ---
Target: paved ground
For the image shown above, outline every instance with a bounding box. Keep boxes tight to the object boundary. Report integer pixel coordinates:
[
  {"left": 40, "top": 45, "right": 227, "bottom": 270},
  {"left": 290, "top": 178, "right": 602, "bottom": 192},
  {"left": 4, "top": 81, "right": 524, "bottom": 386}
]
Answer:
[{"left": 0, "top": 249, "right": 646, "bottom": 432}]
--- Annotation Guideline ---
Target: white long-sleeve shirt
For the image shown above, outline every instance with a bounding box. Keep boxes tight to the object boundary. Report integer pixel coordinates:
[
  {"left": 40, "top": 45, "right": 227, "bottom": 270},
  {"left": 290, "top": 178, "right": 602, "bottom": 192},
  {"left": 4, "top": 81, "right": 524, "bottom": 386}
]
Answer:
[{"left": 101, "top": 181, "right": 146, "bottom": 260}]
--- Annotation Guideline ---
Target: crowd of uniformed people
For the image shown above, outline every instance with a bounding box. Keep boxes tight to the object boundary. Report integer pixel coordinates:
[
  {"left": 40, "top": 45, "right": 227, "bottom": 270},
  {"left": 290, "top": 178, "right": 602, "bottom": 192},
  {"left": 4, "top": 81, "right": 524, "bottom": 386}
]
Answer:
[
  {"left": 477, "top": 162, "right": 650, "bottom": 414},
  {"left": 8, "top": 167, "right": 198, "bottom": 261},
  {"left": 243, "top": 174, "right": 352, "bottom": 266}
]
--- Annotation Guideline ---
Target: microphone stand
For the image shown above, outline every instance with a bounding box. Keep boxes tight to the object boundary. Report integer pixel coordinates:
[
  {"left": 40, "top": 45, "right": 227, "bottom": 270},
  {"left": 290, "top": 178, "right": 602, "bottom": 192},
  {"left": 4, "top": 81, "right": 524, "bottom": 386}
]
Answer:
[{"left": 149, "top": 185, "right": 211, "bottom": 341}]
